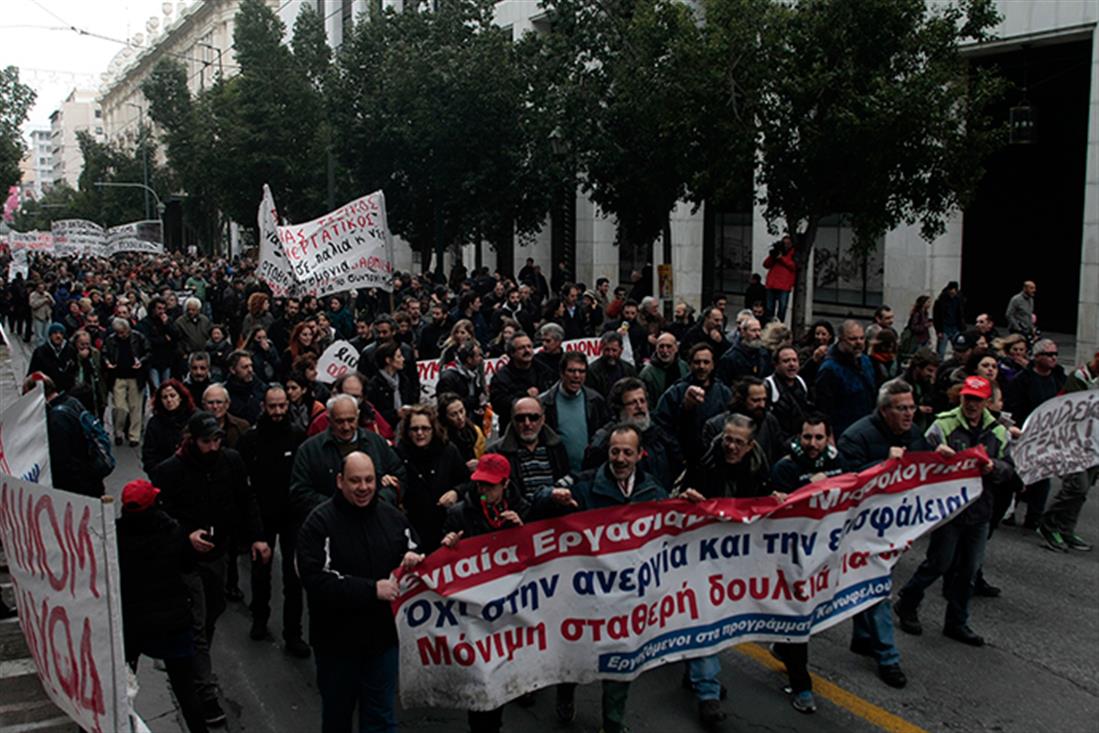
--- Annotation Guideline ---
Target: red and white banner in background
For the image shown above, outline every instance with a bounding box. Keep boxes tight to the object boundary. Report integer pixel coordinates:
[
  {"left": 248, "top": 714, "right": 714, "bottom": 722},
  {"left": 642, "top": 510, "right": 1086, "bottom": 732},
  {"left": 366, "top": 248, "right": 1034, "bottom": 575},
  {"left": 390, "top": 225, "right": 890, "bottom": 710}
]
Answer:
[
  {"left": 0, "top": 475, "right": 129, "bottom": 732},
  {"left": 0, "top": 382, "right": 52, "bottom": 486},
  {"left": 257, "top": 184, "right": 395, "bottom": 298},
  {"left": 393, "top": 450, "right": 984, "bottom": 711},
  {"left": 415, "top": 336, "right": 632, "bottom": 402}
]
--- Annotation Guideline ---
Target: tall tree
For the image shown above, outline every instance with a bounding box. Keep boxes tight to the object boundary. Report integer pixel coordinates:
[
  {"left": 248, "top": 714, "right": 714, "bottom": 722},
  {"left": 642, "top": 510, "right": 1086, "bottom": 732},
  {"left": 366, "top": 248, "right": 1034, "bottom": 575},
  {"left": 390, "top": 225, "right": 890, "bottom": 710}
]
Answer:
[
  {"left": 525, "top": 0, "right": 712, "bottom": 278},
  {"left": 330, "top": 0, "right": 556, "bottom": 273},
  {"left": 721, "top": 0, "right": 1006, "bottom": 332},
  {"left": 0, "top": 66, "right": 36, "bottom": 191}
]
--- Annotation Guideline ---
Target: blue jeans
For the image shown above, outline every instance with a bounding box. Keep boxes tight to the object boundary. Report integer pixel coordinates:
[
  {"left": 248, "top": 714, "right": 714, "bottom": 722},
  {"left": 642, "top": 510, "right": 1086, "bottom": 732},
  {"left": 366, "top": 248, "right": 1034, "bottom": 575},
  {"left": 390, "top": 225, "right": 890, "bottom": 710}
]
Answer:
[
  {"left": 687, "top": 654, "right": 722, "bottom": 701},
  {"left": 766, "top": 289, "right": 790, "bottom": 322},
  {"left": 851, "top": 598, "right": 901, "bottom": 666},
  {"left": 32, "top": 318, "right": 49, "bottom": 348},
  {"left": 937, "top": 327, "right": 959, "bottom": 358},
  {"left": 315, "top": 647, "right": 398, "bottom": 733},
  {"left": 147, "top": 365, "right": 172, "bottom": 390},
  {"left": 898, "top": 521, "right": 988, "bottom": 629}
]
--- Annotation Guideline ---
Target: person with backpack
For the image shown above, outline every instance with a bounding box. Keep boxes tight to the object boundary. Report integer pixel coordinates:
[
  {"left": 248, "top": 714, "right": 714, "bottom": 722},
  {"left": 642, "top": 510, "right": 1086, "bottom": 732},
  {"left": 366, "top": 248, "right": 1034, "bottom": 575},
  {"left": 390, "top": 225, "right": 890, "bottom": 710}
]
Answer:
[{"left": 23, "top": 372, "right": 114, "bottom": 497}]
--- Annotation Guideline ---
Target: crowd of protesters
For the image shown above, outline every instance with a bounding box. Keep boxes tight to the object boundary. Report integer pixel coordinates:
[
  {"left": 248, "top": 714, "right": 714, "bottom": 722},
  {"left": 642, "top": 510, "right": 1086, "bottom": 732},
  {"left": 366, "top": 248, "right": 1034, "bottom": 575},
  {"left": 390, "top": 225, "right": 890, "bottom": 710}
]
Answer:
[{"left": 1, "top": 247, "right": 1095, "bottom": 733}]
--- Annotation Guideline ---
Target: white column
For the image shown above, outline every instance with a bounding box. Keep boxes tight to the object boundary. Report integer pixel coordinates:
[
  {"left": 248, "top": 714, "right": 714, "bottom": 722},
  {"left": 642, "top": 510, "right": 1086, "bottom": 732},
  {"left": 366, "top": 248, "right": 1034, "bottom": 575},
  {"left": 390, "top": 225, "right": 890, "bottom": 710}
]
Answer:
[{"left": 1076, "top": 28, "right": 1099, "bottom": 358}]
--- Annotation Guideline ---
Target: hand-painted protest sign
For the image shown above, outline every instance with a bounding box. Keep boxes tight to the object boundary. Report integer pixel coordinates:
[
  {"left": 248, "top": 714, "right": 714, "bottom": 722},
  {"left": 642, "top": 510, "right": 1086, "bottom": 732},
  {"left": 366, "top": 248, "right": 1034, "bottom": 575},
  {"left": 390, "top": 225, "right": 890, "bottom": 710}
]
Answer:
[
  {"left": 0, "top": 475, "right": 129, "bottom": 733},
  {"left": 51, "top": 219, "right": 108, "bottom": 257},
  {"left": 256, "top": 185, "right": 299, "bottom": 298},
  {"left": 257, "top": 185, "right": 395, "bottom": 297},
  {"left": 394, "top": 450, "right": 983, "bottom": 710},
  {"left": 8, "top": 246, "right": 29, "bottom": 279},
  {"left": 0, "top": 382, "right": 52, "bottom": 485},
  {"left": 8, "top": 230, "right": 55, "bottom": 253},
  {"left": 316, "top": 340, "right": 361, "bottom": 384},
  {"left": 1013, "top": 390, "right": 1099, "bottom": 485}
]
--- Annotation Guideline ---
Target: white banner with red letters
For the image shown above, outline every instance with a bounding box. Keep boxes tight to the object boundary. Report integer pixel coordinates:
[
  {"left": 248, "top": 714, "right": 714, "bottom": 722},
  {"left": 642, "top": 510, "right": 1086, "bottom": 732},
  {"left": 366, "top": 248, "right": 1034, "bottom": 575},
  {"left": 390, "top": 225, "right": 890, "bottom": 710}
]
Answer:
[
  {"left": 0, "top": 382, "right": 53, "bottom": 486},
  {"left": 394, "top": 449, "right": 984, "bottom": 710},
  {"left": 1013, "top": 390, "right": 1099, "bottom": 485},
  {"left": 0, "top": 474, "right": 129, "bottom": 733},
  {"left": 316, "top": 340, "right": 361, "bottom": 385},
  {"left": 257, "top": 184, "right": 395, "bottom": 297}
]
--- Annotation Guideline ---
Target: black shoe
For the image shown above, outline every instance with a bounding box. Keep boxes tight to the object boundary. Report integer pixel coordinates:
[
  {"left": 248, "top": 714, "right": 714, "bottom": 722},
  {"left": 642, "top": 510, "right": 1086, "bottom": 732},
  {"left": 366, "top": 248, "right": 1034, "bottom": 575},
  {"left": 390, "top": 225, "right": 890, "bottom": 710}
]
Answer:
[
  {"left": 225, "top": 586, "right": 245, "bottom": 602},
  {"left": 974, "top": 578, "right": 1002, "bottom": 597},
  {"left": 516, "top": 691, "right": 537, "bottom": 708},
  {"left": 1063, "top": 534, "right": 1093, "bottom": 552},
  {"left": 849, "top": 639, "right": 876, "bottom": 658},
  {"left": 893, "top": 601, "right": 923, "bottom": 636},
  {"left": 877, "top": 664, "right": 907, "bottom": 689},
  {"left": 114, "top": 436, "right": 123, "bottom": 446},
  {"left": 129, "top": 439, "right": 139, "bottom": 447},
  {"left": 698, "top": 699, "right": 727, "bottom": 726},
  {"left": 203, "top": 699, "right": 227, "bottom": 727},
  {"left": 249, "top": 622, "right": 269, "bottom": 641},
  {"left": 284, "top": 637, "right": 312, "bottom": 658},
  {"left": 1002, "top": 515, "right": 1016, "bottom": 527},
  {"left": 0, "top": 603, "right": 16, "bottom": 620},
  {"left": 943, "top": 625, "right": 985, "bottom": 647}
]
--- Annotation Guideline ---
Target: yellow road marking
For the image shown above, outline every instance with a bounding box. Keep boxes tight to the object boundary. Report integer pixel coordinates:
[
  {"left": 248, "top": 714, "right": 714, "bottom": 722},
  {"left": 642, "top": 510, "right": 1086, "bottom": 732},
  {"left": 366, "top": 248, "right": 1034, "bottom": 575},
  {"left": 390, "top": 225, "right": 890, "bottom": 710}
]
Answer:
[{"left": 735, "top": 642, "right": 928, "bottom": 733}]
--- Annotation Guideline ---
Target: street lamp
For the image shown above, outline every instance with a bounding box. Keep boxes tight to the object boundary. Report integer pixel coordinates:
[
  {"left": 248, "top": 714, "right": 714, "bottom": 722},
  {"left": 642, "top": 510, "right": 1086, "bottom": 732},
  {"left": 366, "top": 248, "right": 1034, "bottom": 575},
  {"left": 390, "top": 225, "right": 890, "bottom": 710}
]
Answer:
[
  {"left": 93, "top": 181, "right": 166, "bottom": 246},
  {"left": 126, "top": 102, "right": 151, "bottom": 219}
]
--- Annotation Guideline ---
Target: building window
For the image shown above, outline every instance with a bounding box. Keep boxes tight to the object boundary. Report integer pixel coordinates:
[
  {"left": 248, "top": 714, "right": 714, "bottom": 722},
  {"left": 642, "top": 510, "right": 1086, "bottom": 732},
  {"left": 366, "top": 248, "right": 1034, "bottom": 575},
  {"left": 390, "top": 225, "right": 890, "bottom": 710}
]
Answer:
[
  {"left": 811, "top": 214, "right": 884, "bottom": 308},
  {"left": 704, "top": 208, "right": 753, "bottom": 303},
  {"left": 95, "top": 109, "right": 102, "bottom": 118}
]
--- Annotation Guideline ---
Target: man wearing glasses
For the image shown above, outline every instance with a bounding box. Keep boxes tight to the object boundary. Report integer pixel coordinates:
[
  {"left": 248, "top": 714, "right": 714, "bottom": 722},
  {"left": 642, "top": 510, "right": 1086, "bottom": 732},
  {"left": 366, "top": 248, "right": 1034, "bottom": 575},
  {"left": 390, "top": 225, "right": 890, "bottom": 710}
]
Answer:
[
  {"left": 484, "top": 396, "right": 570, "bottom": 507},
  {"left": 202, "top": 383, "right": 250, "bottom": 449},
  {"left": 836, "top": 378, "right": 932, "bottom": 690},
  {"left": 1006, "top": 338, "right": 1067, "bottom": 532}
]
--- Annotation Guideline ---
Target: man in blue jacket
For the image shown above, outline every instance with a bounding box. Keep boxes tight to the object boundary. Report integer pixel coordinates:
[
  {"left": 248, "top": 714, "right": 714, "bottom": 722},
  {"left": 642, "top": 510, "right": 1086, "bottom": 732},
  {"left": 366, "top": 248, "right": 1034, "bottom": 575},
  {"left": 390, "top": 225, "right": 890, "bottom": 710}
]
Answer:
[{"left": 814, "top": 320, "right": 877, "bottom": 438}]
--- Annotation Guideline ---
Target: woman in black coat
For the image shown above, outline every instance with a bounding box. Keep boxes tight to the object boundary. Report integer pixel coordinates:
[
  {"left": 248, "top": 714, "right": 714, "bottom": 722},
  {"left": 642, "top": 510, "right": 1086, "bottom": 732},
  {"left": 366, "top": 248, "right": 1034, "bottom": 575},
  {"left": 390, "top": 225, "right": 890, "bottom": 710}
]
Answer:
[
  {"left": 142, "top": 379, "right": 196, "bottom": 472},
  {"left": 116, "top": 479, "right": 209, "bottom": 733},
  {"left": 367, "top": 341, "right": 419, "bottom": 428},
  {"left": 394, "top": 404, "right": 470, "bottom": 553}
]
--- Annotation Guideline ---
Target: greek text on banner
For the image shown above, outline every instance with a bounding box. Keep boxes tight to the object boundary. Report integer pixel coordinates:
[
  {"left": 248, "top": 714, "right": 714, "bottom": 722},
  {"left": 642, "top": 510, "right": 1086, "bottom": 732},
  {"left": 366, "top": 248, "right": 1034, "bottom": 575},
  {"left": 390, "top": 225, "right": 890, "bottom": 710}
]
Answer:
[
  {"left": 1013, "top": 390, "right": 1099, "bottom": 485},
  {"left": 393, "top": 449, "right": 985, "bottom": 711}
]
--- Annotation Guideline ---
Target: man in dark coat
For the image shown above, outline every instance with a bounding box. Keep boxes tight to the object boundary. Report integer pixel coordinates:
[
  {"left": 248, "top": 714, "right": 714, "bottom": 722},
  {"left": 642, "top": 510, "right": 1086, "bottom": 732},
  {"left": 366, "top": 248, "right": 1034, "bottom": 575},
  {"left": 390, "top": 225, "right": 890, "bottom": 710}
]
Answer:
[
  {"left": 27, "top": 322, "right": 77, "bottom": 392},
  {"left": 485, "top": 396, "right": 570, "bottom": 505},
  {"left": 814, "top": 320, "right": 877, "bottom": 438},
  {"left": 539, "top": 351, "right": 609, "bottom": 473},
  {"left": 488, "top": 334, "right": 555, "bottom": 425},
  {"left": 297, "top": 452, "right": 423, "bottom": 733},
  {"left": 225, "top": 350, "right": 267, "bottom": 425},
  {"left": 654, "top": 343, "right": 732, "bottom": 465},
  {"left": 238, "top": 386, "right": 309, "bottom": 656}
]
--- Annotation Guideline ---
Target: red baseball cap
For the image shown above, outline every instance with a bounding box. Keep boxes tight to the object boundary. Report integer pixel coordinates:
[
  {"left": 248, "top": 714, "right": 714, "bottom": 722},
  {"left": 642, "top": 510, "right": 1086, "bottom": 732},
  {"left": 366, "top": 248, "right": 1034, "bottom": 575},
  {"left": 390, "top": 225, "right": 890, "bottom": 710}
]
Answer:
[
  {"left": 471, "top": 454, "right": 511, "bottom": 485},
  {"left": 122, "top": 479, "right": 160, "bottom": 513},
  {"left": 960, "top": 376, "right": 992, "bottom": 400}
]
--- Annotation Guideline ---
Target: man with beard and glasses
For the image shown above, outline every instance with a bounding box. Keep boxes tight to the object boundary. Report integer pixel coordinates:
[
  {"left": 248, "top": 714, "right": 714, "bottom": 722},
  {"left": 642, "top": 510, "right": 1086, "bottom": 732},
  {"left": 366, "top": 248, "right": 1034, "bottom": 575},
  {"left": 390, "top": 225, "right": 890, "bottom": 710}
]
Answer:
[
  {"left": 716, "top": 317, "right": 773, "bottom": 385},
  {"left": 585, "top": 377, "right": 681, "bottom": 491},
  {"left": 703, "top": 376, "right": 785, "bottom": 465}
]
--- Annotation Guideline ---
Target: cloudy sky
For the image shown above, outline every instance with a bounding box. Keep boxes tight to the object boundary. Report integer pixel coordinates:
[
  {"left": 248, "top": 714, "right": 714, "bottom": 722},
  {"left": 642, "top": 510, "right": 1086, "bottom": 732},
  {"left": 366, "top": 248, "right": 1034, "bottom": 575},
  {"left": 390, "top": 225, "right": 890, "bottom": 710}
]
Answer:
[{"left": 0, "top": 0, "right": 180, "bottom": 131}]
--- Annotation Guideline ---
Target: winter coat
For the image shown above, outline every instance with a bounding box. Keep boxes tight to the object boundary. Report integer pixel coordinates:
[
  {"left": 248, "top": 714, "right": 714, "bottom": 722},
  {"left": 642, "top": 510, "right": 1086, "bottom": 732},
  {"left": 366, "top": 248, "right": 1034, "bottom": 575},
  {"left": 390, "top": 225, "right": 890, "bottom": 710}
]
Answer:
[
  {"left": 226, "top": 376, "right": 267, "bottom": 425},
  {"left": 288, "top": 427, "right": 406, "bottom": 526},
  {"left": 813, "top": 346, "right": 877, "bottom": 438},
  {"left": 763, "top": 249, "right": 796, "bottom": 291},
  {"left": 238, "top": 414, "right": 306, "bottom": 528},
  {"left": 102, "top": 330, "right": 150, "bottom": 389},
  {"left": 366, "top": 370, "right": 419, "bottom": 428},
  {"left": 150, "top": 444, "right": 264, "bottom": 558},
  {"left": 437, "top": 365, "right": 485, "bottom": 418},
  {"left": 716, "top": 342, "right": 773, "bottom": 386},
  {"left": 484, "top": 425, "right": 571, "bottom": 503},
  {"left": 1005, "top": 365, "right": 1066, "bottom": 425},
  {"left": 174, "top": 313, "right": 212, "bottom": 355},
  {"left": 639, "top": 358, "right": 689, "bottom": 407},
  {"left": 449, "top": 422, "right": 487, "bottom": 464},
  {"left": 585, "top": 357, "right": 639, "bottom": 400},
  {"left": 770, "top": 441, "right": 844, "bottom": 493},
  {"left": 28, "top": 341, "right": 78, "bottom": 392},
  {"left": 46, "top": 395, "right": 106, "bottom": 498},
  {"left": 702, "top": 410, "right": 786, "bottom": 466},
  {"left": 71, "top": 348, "right": 108, "bottom": 417},
  {"left": 488, "top": 360, "right": 557, "bottom": 424},
  {"left": 297, "top": 492, "right": 418, "bottom": 656},
  {"left": 764, "top": 374, "right": 813, "bottom": 442},
  {"left": 116, "top": 508, "right": 195, "bottom": 658},
  {"left": 653, "top": 377, "right": 732, "bottom": 463},
  {"left": 396, "top": 440, "right": 470, "bottom": 552},
  {"left": 688, "top": 437, "right": 770, "bottom": 499},
  {"left": 925, "top": 406, "right": 1014, "bottom": 525},
  {"left": 584, "top": 420, "right": 682, "bottom": 491},
  {"left": 836, "top": 412, "right": 931, "bottom": 472},
  {"left": 136, "top": 314, "right": 177, "bottom": 369},
  {"left": 141, "top": 407, "right": 193, "bottom": 472},
  {"left": 443, "top": 480, "right": 531, "bottom": 539},
  {"left": 533, "top": 463, "right": 667, "bottom": 516}
]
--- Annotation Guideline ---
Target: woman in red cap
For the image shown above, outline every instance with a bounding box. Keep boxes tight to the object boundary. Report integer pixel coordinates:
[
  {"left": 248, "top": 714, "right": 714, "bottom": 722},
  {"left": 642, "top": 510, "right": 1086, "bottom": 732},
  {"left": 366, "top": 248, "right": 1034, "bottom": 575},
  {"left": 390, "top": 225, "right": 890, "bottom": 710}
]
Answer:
[
  {"left": 116, "top": 479, "right": 209, "bottom": 733},
  {"left": 440, "top": 452, "right": 529, "bottom": 733}
]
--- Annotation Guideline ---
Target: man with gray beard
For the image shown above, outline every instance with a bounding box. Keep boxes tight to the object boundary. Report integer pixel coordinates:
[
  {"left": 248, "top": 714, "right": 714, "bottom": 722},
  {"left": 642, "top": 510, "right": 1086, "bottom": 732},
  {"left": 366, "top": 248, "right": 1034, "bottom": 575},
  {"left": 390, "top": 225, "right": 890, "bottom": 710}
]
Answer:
[
  {"left": 716, "top": 317, "right": 773, "bottom": 386},
  {"left": 584, "top": 377, "right": 681, "bottom": 489}
]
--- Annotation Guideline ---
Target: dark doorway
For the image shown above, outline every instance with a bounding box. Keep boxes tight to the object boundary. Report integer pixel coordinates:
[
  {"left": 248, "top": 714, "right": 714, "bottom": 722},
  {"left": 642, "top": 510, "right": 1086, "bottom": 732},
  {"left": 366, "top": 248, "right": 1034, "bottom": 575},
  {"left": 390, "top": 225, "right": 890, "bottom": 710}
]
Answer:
[{"left": 961, "top": 38, "right": 1092, "bottom": 334}]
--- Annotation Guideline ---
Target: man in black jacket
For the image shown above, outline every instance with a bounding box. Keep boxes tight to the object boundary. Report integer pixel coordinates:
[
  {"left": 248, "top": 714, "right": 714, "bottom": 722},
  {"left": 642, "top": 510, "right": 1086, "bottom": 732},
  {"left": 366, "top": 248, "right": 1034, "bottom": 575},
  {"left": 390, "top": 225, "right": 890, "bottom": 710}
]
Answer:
[
  {"left": 225, "top": 350, "right": 266, "bottom": 425},
  {"left": 488, "top": 334, "right": 555, "bottom": 424},
  {"left": 297, "top": 452, "right": 423, "bottom": 733},
  {"left": 27, "top": 322, "right": 77, "bottom": 392},
  {"left": 586, "top": 331, "right": 639, "bottom": 400},
  {"left": 136, "top": 296, "right": 177, "bottom": 388},
  {"left": 585, "top": 377, "right": 681, "bottom": 490},
  {"left": 486, "top": 396, "right": 570, "bottom": 505},
  {"left": 238, "top": 386, "right": 309, "bottom": 656},
  {"left": 151, "top": 411, "right": 271, "bottom": 727},
  {"left": 25, "top": 373, "right": 107, "bottom": 498}
]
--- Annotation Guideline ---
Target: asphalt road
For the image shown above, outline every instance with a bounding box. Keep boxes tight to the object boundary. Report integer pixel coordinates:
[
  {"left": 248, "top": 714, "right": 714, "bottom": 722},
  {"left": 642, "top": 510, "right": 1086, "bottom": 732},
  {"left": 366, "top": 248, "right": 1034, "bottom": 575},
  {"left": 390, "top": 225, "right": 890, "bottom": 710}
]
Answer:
[{"left": 5, "top": 334, "right": 1098, "bottom": 733}]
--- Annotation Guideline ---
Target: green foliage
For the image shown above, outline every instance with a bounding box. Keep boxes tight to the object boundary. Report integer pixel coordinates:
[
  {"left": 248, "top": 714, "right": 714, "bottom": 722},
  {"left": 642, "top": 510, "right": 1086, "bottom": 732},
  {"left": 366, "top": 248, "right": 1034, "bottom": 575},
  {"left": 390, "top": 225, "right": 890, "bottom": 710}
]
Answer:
[
  {"left": 526, "top": 0, "right": 716, "bottom": 262},
  {"left": 330, "top": 0, "right": 555, "bottom": 267},
  {"left": 0, "top": 66, "right": 36, "bottom": 191}
]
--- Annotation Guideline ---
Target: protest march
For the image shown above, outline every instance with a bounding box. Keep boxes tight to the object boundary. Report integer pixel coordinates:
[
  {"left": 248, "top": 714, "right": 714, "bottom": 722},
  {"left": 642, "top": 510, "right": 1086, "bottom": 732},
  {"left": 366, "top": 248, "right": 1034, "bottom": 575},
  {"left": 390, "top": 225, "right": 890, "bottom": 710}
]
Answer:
[{"left": 0, "top": 179, "right": 1095, "bottom": 733}]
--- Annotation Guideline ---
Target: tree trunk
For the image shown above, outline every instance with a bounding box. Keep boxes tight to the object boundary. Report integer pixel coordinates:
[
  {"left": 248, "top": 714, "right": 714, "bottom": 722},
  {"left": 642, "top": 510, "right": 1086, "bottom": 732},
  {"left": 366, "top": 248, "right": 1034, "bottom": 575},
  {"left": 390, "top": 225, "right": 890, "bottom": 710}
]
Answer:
[
  {"left": 789, "top": 216, "right": 820, "bottom": 339},
  {"left": 433, "top": 206, "right": 446, "bottom": 278}
]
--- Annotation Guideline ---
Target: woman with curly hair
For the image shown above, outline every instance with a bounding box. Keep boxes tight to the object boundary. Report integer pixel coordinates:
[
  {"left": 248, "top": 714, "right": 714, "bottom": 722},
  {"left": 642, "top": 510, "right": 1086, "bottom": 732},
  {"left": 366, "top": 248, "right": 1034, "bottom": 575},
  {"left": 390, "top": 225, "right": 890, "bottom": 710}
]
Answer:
[
  {"left": 141, "top": 379, "right": 196, "bottom": 472},
  {"left": 395, "top": 404, "right": 470, "bottom": 552},
  {"left": 240, "top": 292, "right": 273, "bottom": 342},
  {"left": 281, "top": 321, "right": 321, "bottom": 379}
]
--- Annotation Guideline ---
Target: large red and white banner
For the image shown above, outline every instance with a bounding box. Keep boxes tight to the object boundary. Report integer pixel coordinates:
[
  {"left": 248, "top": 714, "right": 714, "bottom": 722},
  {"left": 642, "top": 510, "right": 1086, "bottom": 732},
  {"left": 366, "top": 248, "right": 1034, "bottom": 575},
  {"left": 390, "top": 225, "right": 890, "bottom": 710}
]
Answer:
[
  {"left": 394, "top": 449, "right": 984, "bottom": 710},
  {"left": 0, "top": 475, "right": 129, "bottom": 732}
]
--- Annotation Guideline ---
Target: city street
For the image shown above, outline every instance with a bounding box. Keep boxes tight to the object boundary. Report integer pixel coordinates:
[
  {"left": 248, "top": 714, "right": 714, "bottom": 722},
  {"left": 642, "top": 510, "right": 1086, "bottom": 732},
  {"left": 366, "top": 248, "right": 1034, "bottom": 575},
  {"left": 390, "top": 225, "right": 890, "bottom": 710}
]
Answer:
[{"left": 3, "top": 332, "right": 1098, "bottom": 733}]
